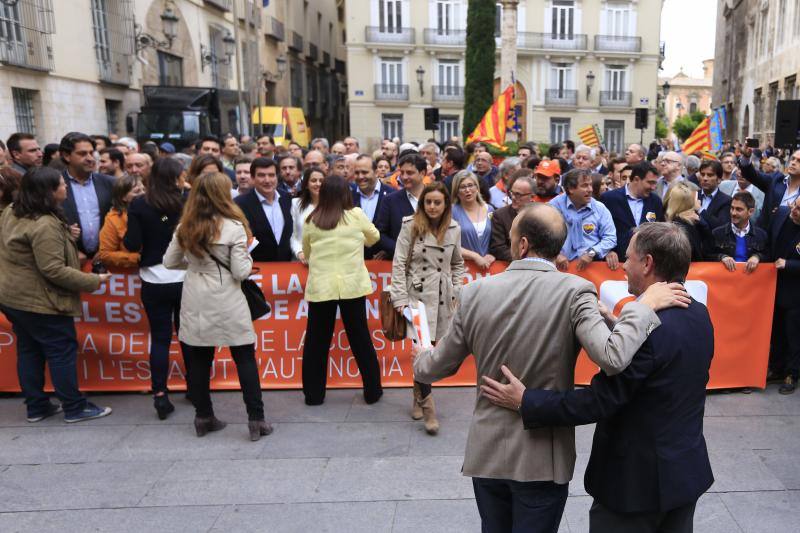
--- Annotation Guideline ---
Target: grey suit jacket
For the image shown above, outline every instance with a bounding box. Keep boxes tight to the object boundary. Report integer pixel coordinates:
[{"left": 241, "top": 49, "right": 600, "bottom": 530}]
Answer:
[
  {"left": 719, "top": 180, "right": 764, "bottom": 221},
  {"left": 655, "top": 175, "right": 698, "bottom": 201},
  {"left": 413, "top": 260, "right": 660, "bottom": 484}
]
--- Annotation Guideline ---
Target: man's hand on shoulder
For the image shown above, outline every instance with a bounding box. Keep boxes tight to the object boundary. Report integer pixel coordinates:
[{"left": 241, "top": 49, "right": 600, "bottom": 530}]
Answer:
[{"left": 638, "top": 282, "right": 691, "bottom": 311}]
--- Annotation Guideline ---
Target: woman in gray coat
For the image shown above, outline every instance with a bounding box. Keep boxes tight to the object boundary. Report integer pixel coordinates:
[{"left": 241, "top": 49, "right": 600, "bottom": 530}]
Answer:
[
  {"left": 164, "top": 172, "right": 271, "bottom": 441},
  {"left": 391, "top": 182, "right": 465, "bottom": 434}
]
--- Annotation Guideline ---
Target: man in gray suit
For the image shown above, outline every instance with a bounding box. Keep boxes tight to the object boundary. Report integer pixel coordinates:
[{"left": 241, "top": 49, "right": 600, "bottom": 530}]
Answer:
[
  {"left": 719, "top": 172, "right": 765, "bottom": 222},
  {"left": 412, "top": 204, "right": 689, "bottom": 533}
]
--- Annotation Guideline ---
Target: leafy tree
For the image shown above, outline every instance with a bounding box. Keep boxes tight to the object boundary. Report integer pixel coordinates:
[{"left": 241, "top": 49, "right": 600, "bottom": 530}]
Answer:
[
  {"left": 462, "top": 0, "right": 497, "bottom": 139},
  {"left": 672, "top": 111, "right": 707, "bottom": 141},
  {"left": 655, "top": 117, "right": 668, "bottom": 139}
]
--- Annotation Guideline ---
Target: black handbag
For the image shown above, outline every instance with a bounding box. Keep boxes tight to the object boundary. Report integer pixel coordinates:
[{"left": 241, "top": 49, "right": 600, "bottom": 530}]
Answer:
[{"left": 205, "top": 246, "right": 270, "bottom": 321}]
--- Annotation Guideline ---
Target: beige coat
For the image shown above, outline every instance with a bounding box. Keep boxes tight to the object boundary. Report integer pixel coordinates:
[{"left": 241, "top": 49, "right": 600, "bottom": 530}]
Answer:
[
  {"left": 413, "top": 260, "right": 660, "bottom": 483},
  {"left": 390, "top": 216, "right": 466, "bottom": 341},
  {"left": 0, "top": 208, "right": 100, "bottom": 316},
  {"left": 163, "top": 218, "right": 255, "bottom": 347}
]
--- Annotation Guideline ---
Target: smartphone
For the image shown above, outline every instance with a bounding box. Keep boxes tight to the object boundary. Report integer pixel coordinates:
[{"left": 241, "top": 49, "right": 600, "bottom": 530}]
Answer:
[{"left": 745, "top": 138, "right": 759, "bottom": 148}]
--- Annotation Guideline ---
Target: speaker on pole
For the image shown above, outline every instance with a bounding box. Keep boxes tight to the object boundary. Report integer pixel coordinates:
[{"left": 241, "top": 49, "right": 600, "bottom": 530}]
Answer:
[
  {"left": 635, "top": 108, "right": 649, "bottom": 130},
  {"left": 424, "top": 107, "right": 440, "bottom": 131},
  {"left": 774, "top": 100, "right": 800, "bottom": 149}
]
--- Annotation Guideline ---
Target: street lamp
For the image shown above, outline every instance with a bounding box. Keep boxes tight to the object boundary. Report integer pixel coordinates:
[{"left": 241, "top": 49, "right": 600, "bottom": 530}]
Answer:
[
  {"left": 134, "top": 1, "right": 179, "bottom": 53},
  {"left": 200, "top": 31, "right": 236, "bottom": 72},
  {"left": 585, "top": 70, "right": 595, "bottom": 100},
  {"left": 416, "top": 65, "right": 425, "bottom": 97},
  {"left": 662, "top": 80, "right": 671, "bottom": 99},
  {"left": 263, "top": 54, "right": 288, "bottom": 83}
]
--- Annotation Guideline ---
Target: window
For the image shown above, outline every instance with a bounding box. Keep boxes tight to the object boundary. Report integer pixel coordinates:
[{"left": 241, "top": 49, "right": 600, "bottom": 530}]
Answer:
[
  {"left": 495, "top": 2, "right": 501, "bottom": 36},
  {"left": 380, "top": 57, "right": 404, "bottom": 91},
  {"left": 209, "top": 26, "right": 230, "bottom": 89},
  {"left": 158, "top": 52, "right": 183, "bottom": 86},
  {"left": 759, "top": 11, "right": 768, "bottom": 56},
  {"left": 551, "top": 0, "right": 575, "bottom": 39},
  {"left": 12, "top": 88, "right": 36, "bottom": 135},
  {"left": 605, "top": 66, "right": 626, "bottom": 96},
  {"left": 91, "top": 0, "right": 111, "bottom": 68},
  {"left": 768, "top": 82, "right": 779, "bottom": 130},
  {"left": 550, "top": 118, "right": 570, "bottom": 143},
  {"left": 378, "top": 0, "right": 402, "bottom": 33},
  {"left": 689, "top": 101, "right": 697, "bottom": 114},
  {"left": 794, "top": 0, "right": 800, "bottom": 37},
  {"left": 437, "top": 0, "right": 456, "bottom": 33},
  {"left": 550, "top": 63, "right": 573, "bottom": 93},
  {"left": 437, "top": 59, "right": 461, "bottom": 95},
  {"left": 604, "top": 120, "right": 624, "bottom": 154},
  {"left": 0, "top": 2, "right": 23, "bottom": 64},
  {"left": 605, "top": 3, "right": 631, "bottom": 37},
  {"left": 439, "top": 115, "right": 459, "bottom": 143},
  {"left": 753, "top": 88, "right": 763, "bottom": 132},
  {"left": 290, "top": 59, "right": 304, "bottom": 108},
  {"left": 105, "top": 99, "right": 121, "bottom": 135},
  {"left": 777, "top": 0, "right": 786, "bottom": 47},
  {"left": 382, "top": 113, "right": 403, "bottom": 140},
  {"left": 786, "top": 75, "right": 797, "bottom": 100}
]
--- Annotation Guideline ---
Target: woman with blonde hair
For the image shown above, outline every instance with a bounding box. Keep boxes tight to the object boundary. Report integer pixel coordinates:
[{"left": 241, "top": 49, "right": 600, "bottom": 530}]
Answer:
[
  {"left": 164, "top": 172, "right": 272, "bottom": 440},
  {"left": 390, "top": 181, "right": 465, "bottom": 435},
  {"left": 664, "top": 181, "right": 706, "bottom": 261},
  {"left": 450, "top": 170, "right": 494, "bottom": 270}
]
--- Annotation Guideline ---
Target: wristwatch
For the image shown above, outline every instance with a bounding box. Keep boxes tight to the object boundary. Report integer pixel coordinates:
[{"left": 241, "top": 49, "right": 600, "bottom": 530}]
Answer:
[{"left": 586, "top": 249, "right": 597, "bottom": 259}]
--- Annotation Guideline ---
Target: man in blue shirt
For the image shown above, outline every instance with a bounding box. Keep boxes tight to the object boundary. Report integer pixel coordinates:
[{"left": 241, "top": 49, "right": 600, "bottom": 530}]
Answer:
[{"left": 549, "top": 169, "right": 616, "bottom": 271}]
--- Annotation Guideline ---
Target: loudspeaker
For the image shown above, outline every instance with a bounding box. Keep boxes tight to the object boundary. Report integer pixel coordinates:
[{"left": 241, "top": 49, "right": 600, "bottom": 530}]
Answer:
[
  {"left": 774, "top": 100, "right": 800, "bottom": 148},
  {"left": 635, "top": 108, "right": 648, "bottom": 130},
  {"left": 424, "top": 107, "right": 440, "bottom": 130}
]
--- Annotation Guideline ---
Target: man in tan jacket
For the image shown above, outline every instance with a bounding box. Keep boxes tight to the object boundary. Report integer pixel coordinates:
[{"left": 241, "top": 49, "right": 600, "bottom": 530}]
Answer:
[{"left": 413, "top": 203, "right": 689, "bottom": 533}]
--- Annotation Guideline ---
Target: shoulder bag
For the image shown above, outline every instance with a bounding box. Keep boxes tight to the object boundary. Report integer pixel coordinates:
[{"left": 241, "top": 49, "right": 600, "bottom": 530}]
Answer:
[
  {"left": 205, "top": 246, "right": 270, "bottom": 321},
  {"left": 380, "top": 229, "right": 414, "bottom": 341}
]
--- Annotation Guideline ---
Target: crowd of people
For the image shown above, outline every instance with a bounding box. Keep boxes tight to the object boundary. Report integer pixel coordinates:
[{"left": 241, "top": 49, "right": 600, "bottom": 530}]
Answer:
[{"left": 0, "top": 131, "right": 797, "bottom": 423}]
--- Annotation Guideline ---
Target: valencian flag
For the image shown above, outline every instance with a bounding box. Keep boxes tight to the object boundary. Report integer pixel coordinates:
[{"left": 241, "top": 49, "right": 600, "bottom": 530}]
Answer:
[
  {"left": 681, "top": 116, "right": 712, "bottom": 154},
  {"left": 577, "top": 124, "right": 602, "bottom": 147},
  {"left": 466, "top": 85, "right": 516, "bottom": 150},
  {"left": 709, "top": 109, "right": 724, "bottom": 152}
]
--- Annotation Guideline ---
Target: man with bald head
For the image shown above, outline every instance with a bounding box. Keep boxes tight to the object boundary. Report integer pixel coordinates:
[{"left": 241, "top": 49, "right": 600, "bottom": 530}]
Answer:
[
  {"left": 303, "top": 149, "right": 329, "bottom": 175},
  {"left": 625, "top": 143, "right": 646, "bottom": 166},
  {"left": 413, "top": 202, "right": 683, "bottom": 533},
  {"left": 654, "top": 151, "right": 696, "bottom": 199}
]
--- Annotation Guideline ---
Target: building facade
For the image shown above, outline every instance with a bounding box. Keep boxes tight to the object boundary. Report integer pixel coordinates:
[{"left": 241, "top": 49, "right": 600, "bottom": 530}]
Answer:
[
  {"left": 659, "top": 60, "right": 714, "bottom": 129},
  {"left": 345, "top": 0, "right": 664, "bottom": 152},
  {"left": 0, "top": 0, "right": 347, "bottom": 144},
  {"left": 713, "top": 0, "right": 800, "bottom": 145}
]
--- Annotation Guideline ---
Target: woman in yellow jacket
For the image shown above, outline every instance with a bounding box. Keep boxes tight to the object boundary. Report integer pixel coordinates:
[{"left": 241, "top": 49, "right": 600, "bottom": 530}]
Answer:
[
  {"left": 97, "top": 174, "right": 143, "bottom": 270},
  {"left": 301, "top": 175, "right": 383, "bottom": 406}
]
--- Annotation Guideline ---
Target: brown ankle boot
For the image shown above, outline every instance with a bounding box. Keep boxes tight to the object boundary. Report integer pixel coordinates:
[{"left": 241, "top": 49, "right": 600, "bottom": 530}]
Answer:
[
  {"left": 420, "top": 394, "right": 439, "bottom": 435},
  {"left": 411, "top": 383, "right": 424, "bottom": 420},
  {"left": 194, "top": 415, "right": 226, "bottom": 437},
  {"left": 248, "top": 420, "right": 274, "bottom": 441}
]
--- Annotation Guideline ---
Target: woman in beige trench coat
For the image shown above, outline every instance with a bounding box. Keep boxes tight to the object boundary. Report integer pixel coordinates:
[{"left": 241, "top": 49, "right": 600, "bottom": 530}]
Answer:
[
  {"left": 390, "top": 181, "right": 466, "bottom": 434},
  {"left": 164, "top": 172, "right": 272, "bottom": 441}
]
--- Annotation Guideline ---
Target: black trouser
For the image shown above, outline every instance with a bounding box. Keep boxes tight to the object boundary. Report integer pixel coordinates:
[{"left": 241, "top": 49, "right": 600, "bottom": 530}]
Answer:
[
  {"left": 140, "top": 280, "right": 190, "bottom": 393},
  {"left": 472, "top": 477, "right": 568, "bottom": 533},
  {"left": 589, "top": 500, "right": 697, "bottom": 533},
  {"left": 769, "top": 306, "right": 800, "bottom": 378},
  {"left": 302, "top": 297, "right": 383, "bottom": 405},
  {"left": 185, "top": 344, "right": 264, "bottom": 420}
]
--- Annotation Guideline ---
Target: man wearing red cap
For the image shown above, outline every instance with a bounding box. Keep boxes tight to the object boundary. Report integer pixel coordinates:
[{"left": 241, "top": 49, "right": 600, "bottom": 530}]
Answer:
[{"left": 533, "top": 160, "right": 563, "bottom": 203}]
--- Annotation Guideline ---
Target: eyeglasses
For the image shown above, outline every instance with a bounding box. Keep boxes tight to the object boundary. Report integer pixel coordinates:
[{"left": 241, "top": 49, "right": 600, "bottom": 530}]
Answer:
[
  {"left": 509, "top": 191, "right": 532, "bottom": 199},
  {"left": 458, "top": 183, "right": 477, "bottom": 191}
]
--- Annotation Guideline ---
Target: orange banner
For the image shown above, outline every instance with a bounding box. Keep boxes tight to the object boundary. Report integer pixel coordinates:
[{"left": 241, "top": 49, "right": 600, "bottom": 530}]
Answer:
[{"left": 0, "top": 261, "right": 775, "bottom": 392}]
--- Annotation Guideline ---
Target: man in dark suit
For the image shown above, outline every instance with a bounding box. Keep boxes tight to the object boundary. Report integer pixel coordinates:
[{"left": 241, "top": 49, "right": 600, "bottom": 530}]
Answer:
[
  {"left": 706, "top": 191, "right": 768, "bottom": 273},
  {"left": 489, "top": 174, "right": 535, "bottom": 262},
  {"left": 483, "top": 222, "right": 714, "bottom": 533},
  {"left": 352, "top": 155, "right": 395, "bottom": 259},
  {"left": 234, "top": 157, "right": 293, "bottom": 262},
  {"left": 739, "top": 146, "right": 799, "bottom": 229},
  {"left": 375, "top": 153, "right": 427, "bottom": 258},
  {"left": 768, "top": 198, "right": 800, "bottom": 394},
  {"left": 697, "top": 159, "right": 732, "bottom": 230},
  {"left": 60, "top": 132, "right": 115, "bottom": 259},
  {"left": 600, "top": 161, "right": 663, "bottom": 270}
]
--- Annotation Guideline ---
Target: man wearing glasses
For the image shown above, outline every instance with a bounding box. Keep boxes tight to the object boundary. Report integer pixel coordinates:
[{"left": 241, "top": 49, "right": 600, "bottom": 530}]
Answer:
[
  {"left": 489, "top": 172, "right": 536, "bottom": 262},
  {"left": 655, "top": 151, "right": 697, "bottom": 199}
]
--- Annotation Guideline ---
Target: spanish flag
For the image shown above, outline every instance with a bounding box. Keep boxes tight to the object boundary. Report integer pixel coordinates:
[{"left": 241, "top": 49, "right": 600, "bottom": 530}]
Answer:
[
  {"left": 681, "top": 116, "right": 712, "bottom": 155},
  {"left": 466, "top": 85, "right": 515, "bottom": 150},
  {"left": 577, "top": 124, "right": 602, "bottom": 147}
]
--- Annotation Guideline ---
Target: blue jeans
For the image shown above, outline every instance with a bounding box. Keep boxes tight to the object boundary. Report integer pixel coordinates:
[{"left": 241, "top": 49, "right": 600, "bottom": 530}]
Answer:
[
  {"left": 1, "top": 305, "right": 87, "bottom": 418},
  {"left": 472, "top": 477, "right": 568, "bottom": 533},
  {"left": 140, "top": 281, "right": 189, "bottom": 393}
]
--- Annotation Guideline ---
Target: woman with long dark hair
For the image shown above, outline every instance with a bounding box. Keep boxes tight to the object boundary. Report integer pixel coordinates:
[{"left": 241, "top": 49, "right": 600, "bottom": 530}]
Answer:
[
  {"left": 164, "top": 172, "right": 272, "bottom": 440},
  {"left": 124, "top": 157, "right": 188, "bottom": 419},
  {"left": 0, "top": 167, "right": 112, "bottom": 422},
  {"left": 186, "top": 154, "right": 223, "bottom": 186},
  {"left": 390, "top": 181, "right": 465, "bottom": 435},
  {"left": 301, "top": 175, "right": 383, "bottom": 405},
  {"left": 97, "top": 174, "right": 144, "bottom": 270},
  {"left": 290, "top": 166, "right": 325, "bottom": 264}
]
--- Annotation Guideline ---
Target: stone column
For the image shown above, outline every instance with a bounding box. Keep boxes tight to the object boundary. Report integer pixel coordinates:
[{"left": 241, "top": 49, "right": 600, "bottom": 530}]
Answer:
[{"left": 499, "top": 0, "right": 519, "bottom": 92}]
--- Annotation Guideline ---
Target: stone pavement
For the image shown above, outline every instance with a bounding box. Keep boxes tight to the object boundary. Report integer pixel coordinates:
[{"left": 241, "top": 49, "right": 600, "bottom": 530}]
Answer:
[{"left": 0, "top": 385, "right": 797, "bottom": 532}]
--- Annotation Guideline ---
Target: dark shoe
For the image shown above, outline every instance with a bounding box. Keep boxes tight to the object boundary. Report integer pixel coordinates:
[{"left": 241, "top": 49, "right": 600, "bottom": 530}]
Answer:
[
  {"left": 779, "top": 376, "right": 796, "bottom": 395},
  {"left": 304, "top": 397, "right": 324, "bottom": 406},
  {"left": 767, "top": 369, "right": 785, "bottom": 384},
  {"left": 26, "top": 403, "right": 63, "bottom": 423},
  {"left": 154, "top": 394, "right": 175, "bottom": 420},
  {"left": 364, "top": 390, "right": 383, "bottom": 405},
  {"left": 194, "top": 416, "right": 226, "bottom": 437},
  {"left": 248, "top": 420, "right": 274, "bottom": 441},
  {"left": 741, "top": 388, "right": 753, "bottom": 394},
  {"left": 64, "top": 403, "right": 112, "bottom": 423}
]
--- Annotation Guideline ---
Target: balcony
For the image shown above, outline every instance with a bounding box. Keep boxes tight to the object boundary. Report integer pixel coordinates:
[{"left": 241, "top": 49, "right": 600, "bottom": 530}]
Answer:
[
  {"left": 594, "top": 35, "right": 642, "bottom": 53},
  {"left": 374, "top": 84, "right": 409, "bottom": 101},
  {"left": 204, "top": 0, "right": 231, "bottom": 11},
  {"left": 0, "top": 0, "right": 55, "bottom": 72},
  {"left": 423, "top": 28, "right": 466, "bottom": 46},
  {"left": 599, "top": 91, "right": 632, "bottom": 108},
  {"left": 545, "top": 89, "right": 578, "bottom": 107},
  {"left": 432, "top": 85, "right": 464, "bottom": 102},
  {"left": 517, "top": 32, "right": 588, "bottom": 52},
  {"left": 308, "top": 43, "right": 318, "bottom": 63},
  {"left": 289, "top": 31, "right": 303, "bottom": 52},
  {"left": 365, "top": 26, "right": 415, "bottom": 45},
  {"left": 265, "top": 17, "right": 284, "bottom": 41}
]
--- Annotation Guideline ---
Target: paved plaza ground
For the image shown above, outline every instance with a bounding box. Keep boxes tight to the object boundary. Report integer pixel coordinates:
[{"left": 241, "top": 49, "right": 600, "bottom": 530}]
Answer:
[{"left": 0, "top": 385, "right": 797, "bottom": 532}]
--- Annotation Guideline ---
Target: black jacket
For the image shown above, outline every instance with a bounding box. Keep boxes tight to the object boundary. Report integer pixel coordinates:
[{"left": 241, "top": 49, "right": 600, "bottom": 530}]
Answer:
[
  {"left": 374, "top": 188, "right": 415, "bottom": 257},
  {"left": 62, "top": 171, "right": 115, "bottom": 255},
  {"left": 352, "top": 182, "right": 396, "bottom": 259},
  {"left": 769, "top": 206, "right": 800, "bottom": 309},
  {"left": 739, "top": 158, "right": 790, "bottom": 229},
  {"left": 123, "top": 195, "right": 183, "bottom": 267},
  {"left": 234, "top": 190, "right": 293, "bottom": 262},
  {"left": 707, "top": 223, "right": 768, "bottom": 262},
  {"left": 698, "top": 189, "right": 732, "bottom": 230},
  {"left": 521, "top": 299, "right": 715, "bottom": 514},
  {"left": 600, "top": 187, "right": 664, "bottom": 258}
]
